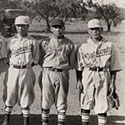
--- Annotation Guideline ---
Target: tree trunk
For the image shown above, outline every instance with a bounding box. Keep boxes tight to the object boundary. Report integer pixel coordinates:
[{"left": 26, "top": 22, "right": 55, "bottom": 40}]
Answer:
[
  {"left": 107, "top": 21, "right": 112, "bottom": 32},
  {"left": 45, "top": 17, "right": 51, "bottom": 32}
]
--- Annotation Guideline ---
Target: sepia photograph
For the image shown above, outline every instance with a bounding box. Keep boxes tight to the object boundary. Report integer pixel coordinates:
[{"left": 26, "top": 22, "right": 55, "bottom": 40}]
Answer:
[{"left": 0, "top": 0, "right": 124, "bottom": 125}]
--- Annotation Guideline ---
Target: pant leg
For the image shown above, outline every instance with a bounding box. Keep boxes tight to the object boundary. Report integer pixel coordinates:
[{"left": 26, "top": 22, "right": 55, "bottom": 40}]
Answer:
[
  {"left": 55, "top": 71, "right": 69, "bottom": 125},
  {"left": 55, "top": 71, "right": 69, "bottom": 112},
  {"left": 5, "top": 66, "right": 19, "bottom": 107},
  {"left": 41, "top": 70, "right": 55, "bottom": 110},
  {"left": 41, "top": 70, "right": 55, "bottom": 125},
  {"left": 18, "top": 68, "right": 35, "bottom": 108},
  {"left": 94, "top": 72, "right": 109, "bottom": 114}
]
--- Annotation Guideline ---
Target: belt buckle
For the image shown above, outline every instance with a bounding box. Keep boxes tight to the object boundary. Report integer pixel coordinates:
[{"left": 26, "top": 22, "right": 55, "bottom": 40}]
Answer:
[
  {"left": 96, "top": 67, "right": 99, "bottom": 72},
  {"left": 54, "top": 69, "right": 58, "bottom": 72},
  {"left": 20, "top": 65, "right": 23, "bottom": 69}
]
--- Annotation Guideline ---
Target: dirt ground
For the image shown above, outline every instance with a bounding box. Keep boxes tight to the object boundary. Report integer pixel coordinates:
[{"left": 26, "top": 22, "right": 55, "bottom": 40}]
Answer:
[{"left": 0, "top": 20, "right": 125, "bottom": 125}]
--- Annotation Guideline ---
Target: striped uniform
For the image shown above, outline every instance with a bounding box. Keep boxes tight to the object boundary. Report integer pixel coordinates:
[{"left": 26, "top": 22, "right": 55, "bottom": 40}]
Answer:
[{"left": 77, "top": 37, "right": 121, "bottom": 114}]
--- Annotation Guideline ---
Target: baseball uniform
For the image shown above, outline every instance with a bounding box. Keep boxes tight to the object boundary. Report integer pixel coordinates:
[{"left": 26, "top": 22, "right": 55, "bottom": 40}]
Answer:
[
  {"left": 4, "top": 34, "right": 39, "bottom": 113},
  {"left": 39, "top": 32, "right": 75, "bottom": 124},
  {"left": 76, "top": 19, "right": 122, "bottom": 125},
  {"left": 77, "top": 37, "right": 121, "bottom": 114},
  {"left": 2, "top": 16, "right": 39, "bottom": 125}
]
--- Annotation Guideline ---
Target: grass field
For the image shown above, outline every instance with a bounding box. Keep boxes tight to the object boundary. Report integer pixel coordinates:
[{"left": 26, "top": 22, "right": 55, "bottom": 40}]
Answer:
[{"left": 0, "top": 20, "right": 125, "bottom": 125}]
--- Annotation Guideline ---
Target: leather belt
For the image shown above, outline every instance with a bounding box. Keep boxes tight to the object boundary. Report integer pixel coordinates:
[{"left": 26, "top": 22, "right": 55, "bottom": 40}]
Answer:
[
  {"left": 13, "top": 65, "right": 27, "bottom": 69},
  {"left": 89, "top": 67, "right": 104, "bottom": 72},
  {"left": 12, "top": 63, "right": 35, "bottom": 69},
  {"left": 45, "top": 67, "right": 63, "bottom": 72}
]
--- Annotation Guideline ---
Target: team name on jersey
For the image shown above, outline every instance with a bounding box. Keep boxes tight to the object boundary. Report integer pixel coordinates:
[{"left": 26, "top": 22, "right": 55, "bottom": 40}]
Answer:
[
  {"left": 82, "top": 46, "right": 112, "bottom": 60},
  {"left": 12, "top": 44, "right": 32, "bottom": 56}
]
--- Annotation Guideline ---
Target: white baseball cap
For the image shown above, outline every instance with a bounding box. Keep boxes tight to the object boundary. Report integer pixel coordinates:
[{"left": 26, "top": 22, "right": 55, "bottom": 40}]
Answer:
[
  {"left": 15, "top": 16, "right": 30, "bottom": 25},
  {"left": 88, "top": 19, "right": 102, "bottom": 28}
]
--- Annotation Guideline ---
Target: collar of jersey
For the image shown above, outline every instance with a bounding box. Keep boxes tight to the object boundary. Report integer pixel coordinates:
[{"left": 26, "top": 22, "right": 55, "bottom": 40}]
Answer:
[{"left": 16, "top": 34, "right": 29, "bottom": 40}]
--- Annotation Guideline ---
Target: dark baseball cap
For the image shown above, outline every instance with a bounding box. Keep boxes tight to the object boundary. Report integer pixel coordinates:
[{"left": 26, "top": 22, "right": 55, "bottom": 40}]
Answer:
[{"left": 51, "top": 19, "right": 64, "bottom": 27}]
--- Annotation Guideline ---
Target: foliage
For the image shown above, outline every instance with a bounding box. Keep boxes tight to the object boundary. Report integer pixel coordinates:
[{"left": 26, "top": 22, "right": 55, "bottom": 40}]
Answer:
[
  {"left": 0, "top": 0, "right": 122, "bottom": 32},
  {"left": 84, "top": 0, "right": 123, "bottom": 32}
]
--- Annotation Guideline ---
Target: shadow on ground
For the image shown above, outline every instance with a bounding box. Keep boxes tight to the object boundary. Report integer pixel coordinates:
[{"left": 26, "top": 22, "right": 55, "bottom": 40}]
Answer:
[{"left": 0, "top": 114, "right": 124, "bottom": 125}]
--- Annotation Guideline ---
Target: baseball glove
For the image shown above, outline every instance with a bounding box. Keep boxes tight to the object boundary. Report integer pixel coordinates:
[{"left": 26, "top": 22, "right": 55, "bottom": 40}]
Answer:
[{"left": 107, "top": 91, "right": 120, "bottom": 110}]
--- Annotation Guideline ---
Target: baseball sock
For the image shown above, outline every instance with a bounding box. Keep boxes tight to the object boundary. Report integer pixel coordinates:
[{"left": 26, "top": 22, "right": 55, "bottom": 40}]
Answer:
[
  {"left": 98, "top": 113, "right": 107, "bottom": 125},
  {"left": 58, "top": 112, "right": 66, "bottom": 125},
  {"left": 22, "top": 107, "right": 30, "bottom": 118},
  {"left": 23, "top": 117, "right": 29, "bottom": 125},
  {"left": 81, "top": 109, "right": 90, "bottom": 125},
  {"left": 2, "top": 106, "right": 13, "bottom": 125},
  {"left": 41, "top": 108, "right": 50, "bottom": 125},
  {"left": 22, "top": 108, "right": 30, "bottom": 125}
]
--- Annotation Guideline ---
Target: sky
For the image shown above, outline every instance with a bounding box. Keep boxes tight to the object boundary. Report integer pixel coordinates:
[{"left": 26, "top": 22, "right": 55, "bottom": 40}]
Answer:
[{"left": 93, "top": 0, "right": 125, "bottom": 8}]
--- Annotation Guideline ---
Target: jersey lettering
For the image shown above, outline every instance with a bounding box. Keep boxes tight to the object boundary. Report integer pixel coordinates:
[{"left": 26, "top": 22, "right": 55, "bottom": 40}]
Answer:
[
  {"left": 81, "top": 46, "right": 112, "bottom": 67},
  {"left": 12, "top": 44, "right": 32, "bottom": 56}
]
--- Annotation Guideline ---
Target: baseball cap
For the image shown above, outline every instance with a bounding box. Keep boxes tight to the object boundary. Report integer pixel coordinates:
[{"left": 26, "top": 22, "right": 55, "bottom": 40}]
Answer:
[
  {"left": 15, "top": 16, "right": 30, "bottom": 25},
  {"left": 51, "top": 19, "right": 64, "bottom": 27},
  {"left": 88, "top": 19, "right": 102, "bottom": 29}
]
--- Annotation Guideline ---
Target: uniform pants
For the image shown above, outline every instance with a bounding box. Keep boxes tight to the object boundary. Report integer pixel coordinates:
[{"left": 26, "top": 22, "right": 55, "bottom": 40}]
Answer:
[
  {"left": 41, "top": 68, "right": 69, "bottom": 113},
  {"left": 4, "top": 66, "right": 35, "bottom": 111}
]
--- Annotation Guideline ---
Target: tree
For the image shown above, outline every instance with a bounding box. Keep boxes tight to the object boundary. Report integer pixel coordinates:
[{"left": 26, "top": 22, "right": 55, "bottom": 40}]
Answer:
[
  {"left": 85, "top": 0, "right": 123, "bottom": 32},
  {"left": 20, "top": 0, "right": 78, "bottom": 32},
  {"left": 99, "top": 4, "right": 122, "bottom": 32}
]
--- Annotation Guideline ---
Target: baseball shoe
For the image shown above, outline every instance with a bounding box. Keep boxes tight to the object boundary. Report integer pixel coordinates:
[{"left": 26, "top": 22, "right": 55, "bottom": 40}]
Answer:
[
  {"left": 42, "top": 123, "right": 48, "bottom": 125},
  {"left": 1, "top": 122, "right": 9, "bottom": 125}
]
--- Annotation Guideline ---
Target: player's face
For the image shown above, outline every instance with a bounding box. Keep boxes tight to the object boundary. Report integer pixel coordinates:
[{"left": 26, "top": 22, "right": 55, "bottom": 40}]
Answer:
[
  {"left": 51, "top": 25, "right": 64, "bottom": 37},
  {"left": 88, "top": 27, "right": 102, "bottom": 40},
  {"left": 15, "top": 24, "right": 29, "bottom": 36}
]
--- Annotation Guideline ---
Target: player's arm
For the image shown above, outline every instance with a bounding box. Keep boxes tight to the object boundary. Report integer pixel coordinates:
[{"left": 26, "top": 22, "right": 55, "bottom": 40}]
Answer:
[
  {"left": 75, "top": 46, "right": 84, "bottom": 92},
  {"left": 76, "top": 70, "right": 83, "bottom": 93},
  {"left": 32, "top": 40, "right": 39, "bottom": 66},
  {"left": 109, "top": 44, "right": 122, "bottom": 93},
  {"left": 68, "top": 43, "right": 76, "bottom": 70},
  {"left": 109, "top": 71, "right": 117, "bottom": 93},
  {"left": 39, "top": 40, "right": 45, "bottom": 67},
  {"left": 5, "top": 39, "right": 11, "bottom": 65}
]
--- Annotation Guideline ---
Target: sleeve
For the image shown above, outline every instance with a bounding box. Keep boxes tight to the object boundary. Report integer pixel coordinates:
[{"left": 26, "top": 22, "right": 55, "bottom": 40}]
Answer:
[
  {"left": 69, "top": 43, "right": 76, "bottom": 69},
  {"left": 32, "top": 40, "right": 39, "bottom": 65},
  {"left": 76, "top": 46, "right": 84, "bottom": 71},
  {"left": 0, "top": 38, "right": 8, "bottom": 59},
  {"left": 39, "top": 41, "right": 45, "bottom": 67},
  {"left": 110, "top": 44, "right": 122, "bottom": 72}
]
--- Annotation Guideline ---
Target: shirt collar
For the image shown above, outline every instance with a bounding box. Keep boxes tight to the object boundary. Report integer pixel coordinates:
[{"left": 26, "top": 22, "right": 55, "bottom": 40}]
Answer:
[{"left": 16, "top": 33, "right": 29, "bottom": 40}]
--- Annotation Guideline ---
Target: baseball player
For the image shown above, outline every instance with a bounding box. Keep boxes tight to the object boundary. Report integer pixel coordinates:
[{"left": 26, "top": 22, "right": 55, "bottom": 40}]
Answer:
[
  {"left": 76, "top": 19, "right": 121, "bottom": 125},
  {"left": 1, "top": 16, "right": 39, "bottom": 125},
  {"left": 39, "top": 19, "right": 75, "bottom": 125}
]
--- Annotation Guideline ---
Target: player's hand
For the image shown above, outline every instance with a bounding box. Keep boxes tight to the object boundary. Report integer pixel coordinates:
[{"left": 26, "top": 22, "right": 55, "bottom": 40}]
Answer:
[
  {"left": 108, "top": 81, "right": 116, "bottom": 94},
  {"left": 76, "top": 80, "right": 83, "bottom": 93}
]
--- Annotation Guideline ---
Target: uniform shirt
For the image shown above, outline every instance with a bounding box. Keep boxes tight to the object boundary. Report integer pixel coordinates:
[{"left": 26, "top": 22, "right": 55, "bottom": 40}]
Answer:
[
  {"left": 77, "top": 37, "right": 121, "bottom": 71},
  {"left": 39, "top": 35, "right": 75, "bottom": 70},
  {"left": 8, "top": 34, "right": 39, "bottom": 66},
  {"left": 0, "top": 35, "right": 7, "bottom": 59}
]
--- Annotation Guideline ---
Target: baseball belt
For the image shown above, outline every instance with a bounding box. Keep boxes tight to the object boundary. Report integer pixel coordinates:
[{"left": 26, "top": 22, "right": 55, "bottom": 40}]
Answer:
[
  {"left": 89, "top": 67, "right": 104, "bottom": 72},
  {"left": 12, "top": 64, "right": 34, "bottom": 69},
  {"left": 44, "top": 67, "right": 63, "bottom": 72}
]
